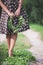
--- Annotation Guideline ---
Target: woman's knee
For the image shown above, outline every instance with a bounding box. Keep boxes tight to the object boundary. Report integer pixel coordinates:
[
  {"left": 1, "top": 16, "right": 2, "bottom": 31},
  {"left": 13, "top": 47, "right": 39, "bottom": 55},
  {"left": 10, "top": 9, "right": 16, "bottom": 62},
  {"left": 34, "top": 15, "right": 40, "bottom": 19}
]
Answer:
[
  {"left": 10, "top": 33, "right": 17, "bottom": 39},
  {"left": 6, "top": 34, "right": 11, "bottom": 39}
]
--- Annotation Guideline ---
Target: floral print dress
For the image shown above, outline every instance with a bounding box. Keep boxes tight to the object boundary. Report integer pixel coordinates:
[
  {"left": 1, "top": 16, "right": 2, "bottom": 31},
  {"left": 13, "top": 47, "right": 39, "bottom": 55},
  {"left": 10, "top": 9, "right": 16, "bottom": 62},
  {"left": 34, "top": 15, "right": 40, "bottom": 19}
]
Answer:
[{"left": 0, "top": 0, "right": 30, "bottom": 35}]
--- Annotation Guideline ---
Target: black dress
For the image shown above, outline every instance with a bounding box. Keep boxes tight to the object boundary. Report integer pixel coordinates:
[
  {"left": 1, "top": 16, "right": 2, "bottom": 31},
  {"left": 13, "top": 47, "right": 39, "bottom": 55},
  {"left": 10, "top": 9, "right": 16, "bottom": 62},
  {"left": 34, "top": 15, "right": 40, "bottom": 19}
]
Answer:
[{"left": 0, "top": 0, "right": 30, "bottom": 35}]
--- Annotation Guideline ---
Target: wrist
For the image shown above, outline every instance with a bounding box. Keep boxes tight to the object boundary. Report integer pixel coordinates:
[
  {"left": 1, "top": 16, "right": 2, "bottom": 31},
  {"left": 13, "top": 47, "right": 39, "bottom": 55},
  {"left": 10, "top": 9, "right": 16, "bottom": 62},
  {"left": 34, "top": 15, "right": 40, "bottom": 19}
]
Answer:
[
  {"left": 18, "top": 4, "right": 22, "bottom": 10},
  {"left": 18, "top": 1, "right": 22, "bottom": 10},
  {"left": 18, "top": 7, "right": 21, "bottom": 10},
  {"left": 7, "top": 11, "right": 11, "bottom": 16}
]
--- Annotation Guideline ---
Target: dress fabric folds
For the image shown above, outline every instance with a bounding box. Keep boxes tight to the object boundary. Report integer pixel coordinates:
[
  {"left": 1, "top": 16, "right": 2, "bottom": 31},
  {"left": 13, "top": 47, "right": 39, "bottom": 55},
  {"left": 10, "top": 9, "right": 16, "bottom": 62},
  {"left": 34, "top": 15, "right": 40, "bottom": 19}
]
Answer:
[{"left": 0, "top": 0, "right": 30, "bottom": 35}]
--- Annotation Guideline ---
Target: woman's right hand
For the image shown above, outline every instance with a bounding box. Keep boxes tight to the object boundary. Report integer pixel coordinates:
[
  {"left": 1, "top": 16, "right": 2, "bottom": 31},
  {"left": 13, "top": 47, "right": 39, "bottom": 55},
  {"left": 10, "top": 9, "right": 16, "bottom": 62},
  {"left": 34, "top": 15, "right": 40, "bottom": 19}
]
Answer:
[
  {"left": 0, "top": 0, "right": 15, "bottom": 18},
  {"left": 8, "top": 12, "right": 15, "bottom": 18}
]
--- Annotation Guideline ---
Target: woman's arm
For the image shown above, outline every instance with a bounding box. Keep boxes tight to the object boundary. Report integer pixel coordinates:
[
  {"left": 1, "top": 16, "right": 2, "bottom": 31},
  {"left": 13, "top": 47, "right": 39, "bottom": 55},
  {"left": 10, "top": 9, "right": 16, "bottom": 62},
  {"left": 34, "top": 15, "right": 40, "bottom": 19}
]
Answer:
[
  {"left": 15, "top": 0, "right": 23, "bottom": 16},
  {"left": 18, "top": 0, "right": 23, "bottom": 10},
  {"left": 0, "top": 0, "right": 15, "bottom": 17},
  {"left": 0, "top": 0, "right": 11, "bottom": 15}
]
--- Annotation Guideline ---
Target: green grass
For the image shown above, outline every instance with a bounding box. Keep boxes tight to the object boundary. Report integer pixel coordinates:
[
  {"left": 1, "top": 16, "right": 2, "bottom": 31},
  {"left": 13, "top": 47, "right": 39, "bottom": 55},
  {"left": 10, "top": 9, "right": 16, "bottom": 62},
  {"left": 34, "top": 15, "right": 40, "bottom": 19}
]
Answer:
[
  {"left": 30, "top": 24, "right": 43, "bottom": 40},
  {"left": 15, "top": 33, "right": 31, "bottom": 49},
  {"left": 0, "top": 33, "right": 35, "bottom": 65}
]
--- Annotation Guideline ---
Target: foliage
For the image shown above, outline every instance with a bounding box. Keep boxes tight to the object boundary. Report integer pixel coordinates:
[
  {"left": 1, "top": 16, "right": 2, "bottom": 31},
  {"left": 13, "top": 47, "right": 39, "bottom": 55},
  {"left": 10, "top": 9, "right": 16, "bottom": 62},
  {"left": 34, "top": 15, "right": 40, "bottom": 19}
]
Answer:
[
  {"left": 0, "top": 44, "right": 35, "bottom": 65},
  {"left": 7, "top": 16, "right": 28, "bottom": 34},
  {"left": 23, "top": 0, "right": 43, "bottom": 25}
]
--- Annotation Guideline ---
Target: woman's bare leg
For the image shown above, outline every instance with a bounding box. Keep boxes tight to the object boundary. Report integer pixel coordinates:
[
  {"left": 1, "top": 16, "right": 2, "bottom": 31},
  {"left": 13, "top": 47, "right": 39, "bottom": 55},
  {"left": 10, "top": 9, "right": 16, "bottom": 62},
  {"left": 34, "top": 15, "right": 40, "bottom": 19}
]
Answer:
[
  {"left": 6, "top": 34, "right": 11, "bottom": 50},
  {"left": 9, "top": 33, "right": 17, "bottom": 57}
]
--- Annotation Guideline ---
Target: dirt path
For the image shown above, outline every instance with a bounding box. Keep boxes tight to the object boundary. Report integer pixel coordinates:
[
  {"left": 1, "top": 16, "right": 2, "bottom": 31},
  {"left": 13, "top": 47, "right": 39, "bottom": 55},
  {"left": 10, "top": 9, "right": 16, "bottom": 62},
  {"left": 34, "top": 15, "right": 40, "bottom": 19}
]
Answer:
[{"left": 22, "top": 29, "right": 43, "bottom": 65}]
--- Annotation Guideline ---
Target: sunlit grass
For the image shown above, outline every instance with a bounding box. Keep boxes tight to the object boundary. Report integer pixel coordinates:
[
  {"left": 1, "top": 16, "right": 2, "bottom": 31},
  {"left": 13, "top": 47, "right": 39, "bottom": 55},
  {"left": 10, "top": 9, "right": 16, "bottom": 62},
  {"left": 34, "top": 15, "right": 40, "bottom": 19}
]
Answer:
[{"left": 30, "top": 24, "right": 43, "bottom": 40}]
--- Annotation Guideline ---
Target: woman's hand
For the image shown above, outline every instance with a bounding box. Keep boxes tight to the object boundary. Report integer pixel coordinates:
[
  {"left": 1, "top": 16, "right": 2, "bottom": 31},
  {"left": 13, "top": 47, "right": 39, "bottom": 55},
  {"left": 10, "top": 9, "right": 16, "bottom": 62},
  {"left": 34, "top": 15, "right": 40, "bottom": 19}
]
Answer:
[
  {"left": 0, "top": 0, "right": 15, "bottom": 18},
  {"left": 15, "top": 0, "right": 23, "bottom": 17},
  {"left": 8, "top": 12, "right": 15, "bottom": 18},
  {"left": 15, "top": 8, "right": 20, "bottom": 17}
]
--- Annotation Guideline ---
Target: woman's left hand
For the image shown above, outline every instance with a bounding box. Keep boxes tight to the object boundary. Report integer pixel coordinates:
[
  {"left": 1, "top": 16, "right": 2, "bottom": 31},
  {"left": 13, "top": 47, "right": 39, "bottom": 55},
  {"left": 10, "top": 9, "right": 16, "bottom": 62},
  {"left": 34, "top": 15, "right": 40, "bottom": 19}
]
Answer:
[{"left": 15, "top": 8, "right": 20, "bottom": 17}]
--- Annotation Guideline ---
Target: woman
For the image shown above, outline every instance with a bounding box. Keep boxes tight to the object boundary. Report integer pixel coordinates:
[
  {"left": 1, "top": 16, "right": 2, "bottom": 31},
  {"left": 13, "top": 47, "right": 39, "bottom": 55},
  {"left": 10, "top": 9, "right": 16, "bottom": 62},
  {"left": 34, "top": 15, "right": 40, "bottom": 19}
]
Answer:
[{"left": 0, "top": 0, "right": 30, "bottom": 57}]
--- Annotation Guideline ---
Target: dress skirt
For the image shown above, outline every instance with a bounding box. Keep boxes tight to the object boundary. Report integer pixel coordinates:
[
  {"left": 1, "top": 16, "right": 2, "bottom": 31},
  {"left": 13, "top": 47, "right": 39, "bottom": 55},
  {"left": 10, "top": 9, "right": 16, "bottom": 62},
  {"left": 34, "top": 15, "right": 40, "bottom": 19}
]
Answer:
[{"left": 0, "top": 0, "right": 30, "bottom": 35}]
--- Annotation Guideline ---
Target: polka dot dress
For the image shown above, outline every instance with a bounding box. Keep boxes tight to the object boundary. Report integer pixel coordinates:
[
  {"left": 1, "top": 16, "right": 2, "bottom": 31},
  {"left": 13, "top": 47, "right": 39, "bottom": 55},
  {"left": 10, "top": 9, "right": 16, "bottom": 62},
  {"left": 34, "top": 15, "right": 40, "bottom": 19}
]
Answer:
[{"left": 0, "top": 0, "right": 30, "bottom": 35}]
